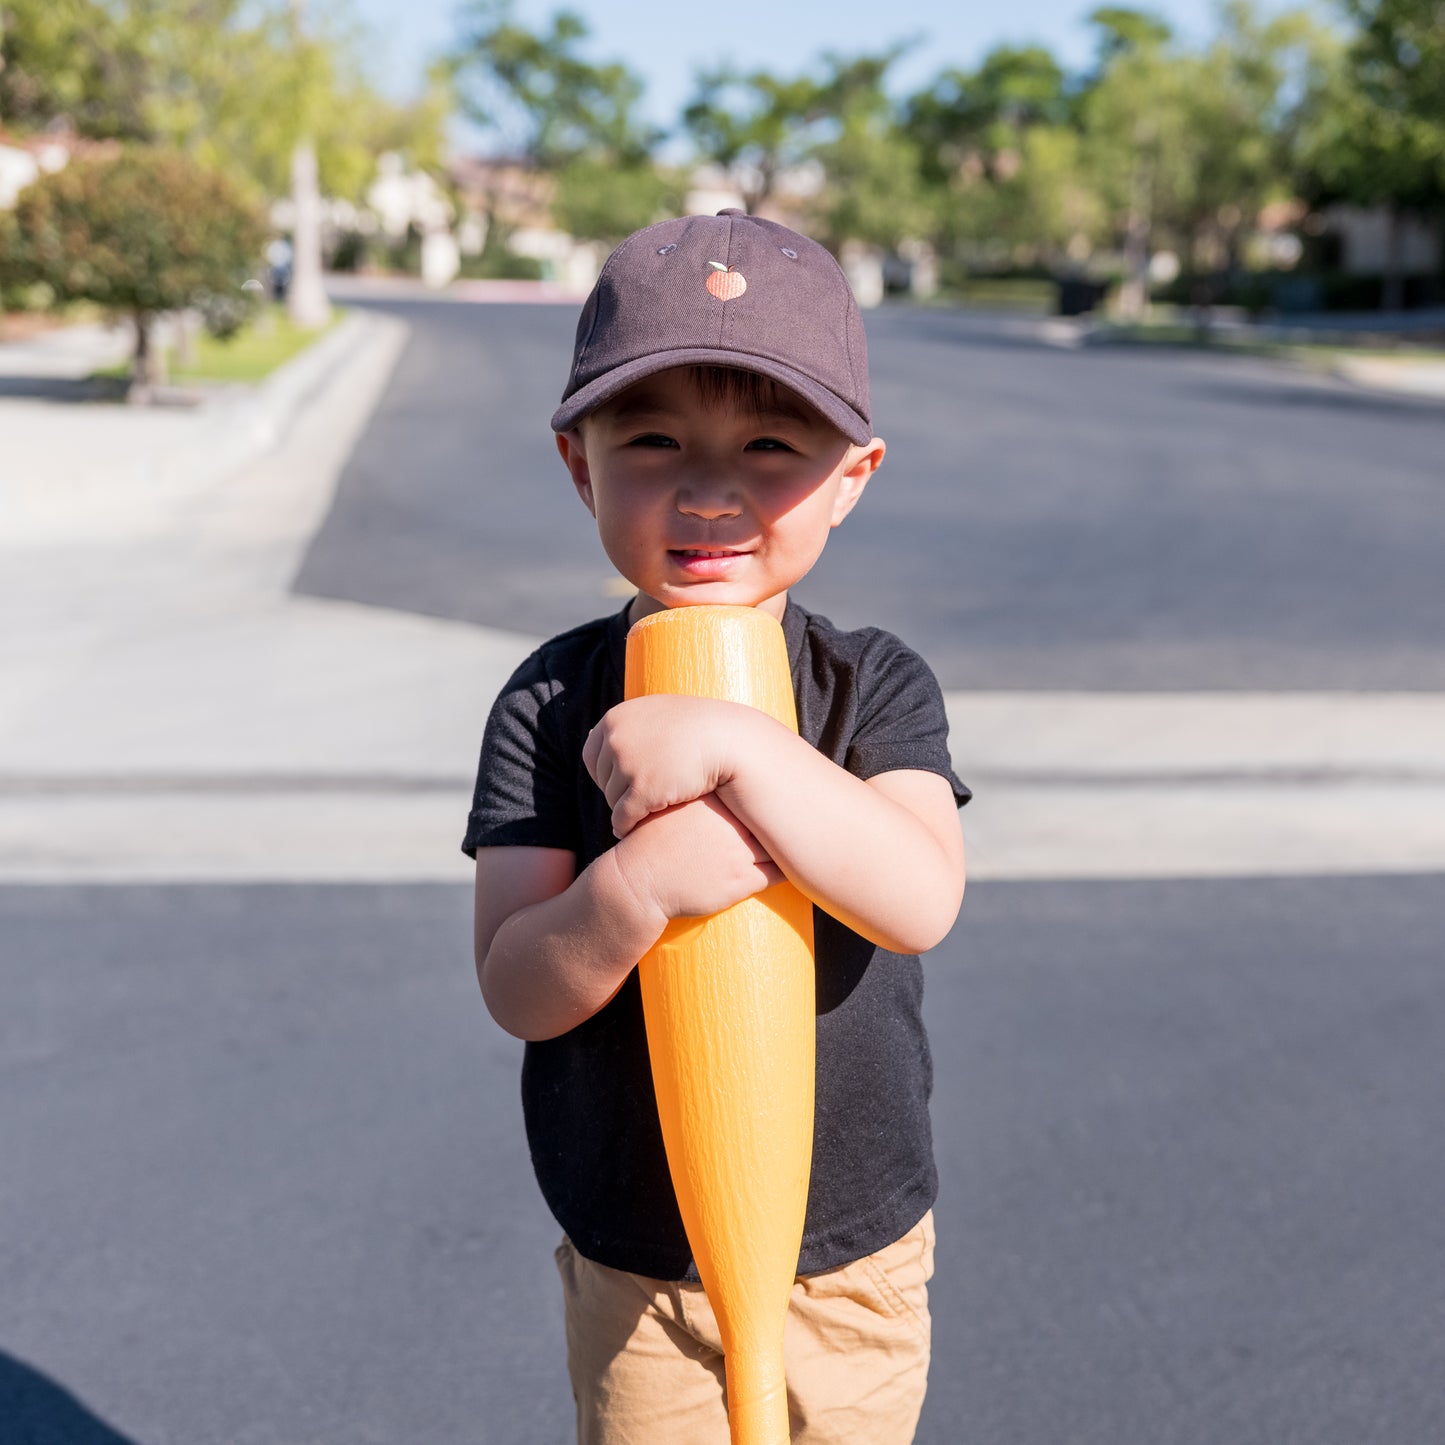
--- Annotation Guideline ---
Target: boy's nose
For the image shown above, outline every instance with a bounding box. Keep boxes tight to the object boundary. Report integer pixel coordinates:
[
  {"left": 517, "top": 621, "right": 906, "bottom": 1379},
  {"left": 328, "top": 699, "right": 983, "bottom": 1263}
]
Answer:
[{"left": 676, "top": 482, "right": 742, "bottom": 519}]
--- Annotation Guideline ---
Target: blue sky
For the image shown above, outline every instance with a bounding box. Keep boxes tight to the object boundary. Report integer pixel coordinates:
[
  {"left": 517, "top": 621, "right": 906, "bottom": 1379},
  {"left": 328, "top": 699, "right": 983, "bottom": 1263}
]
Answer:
[{"left": 350, "top": 0, "right": 1329, "bottom": 147}]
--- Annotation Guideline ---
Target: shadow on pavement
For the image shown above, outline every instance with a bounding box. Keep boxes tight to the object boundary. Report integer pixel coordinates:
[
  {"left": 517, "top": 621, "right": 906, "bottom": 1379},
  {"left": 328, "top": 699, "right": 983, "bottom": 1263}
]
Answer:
[
  {"left": 0, "top": 376, "right": 127, "bottom": 403},
  {"left": 1196, "top": 377, "right": 1445, "bottom": 417},
  {"left": 872, "top": 306, "right": 1066, "bottom": 353},
  {"left": 0, "top": 1352, "right": 143, "bottom": 1444}
]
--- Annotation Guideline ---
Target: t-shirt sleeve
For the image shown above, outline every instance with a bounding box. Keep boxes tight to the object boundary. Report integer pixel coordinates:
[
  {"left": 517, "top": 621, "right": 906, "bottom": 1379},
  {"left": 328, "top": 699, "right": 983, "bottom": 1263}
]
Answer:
[
  {"left": 461, "top": 649, "right": 583, "bottom": 858},
  {"left": 846, "top": 633, "right": 971, "bottom": 808}
]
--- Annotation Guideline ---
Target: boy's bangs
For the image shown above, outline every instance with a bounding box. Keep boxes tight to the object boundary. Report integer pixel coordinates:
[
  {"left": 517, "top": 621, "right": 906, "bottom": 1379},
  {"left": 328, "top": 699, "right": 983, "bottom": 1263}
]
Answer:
[{"left": 686, "top": 366, "right": 819, "bottom": 423}]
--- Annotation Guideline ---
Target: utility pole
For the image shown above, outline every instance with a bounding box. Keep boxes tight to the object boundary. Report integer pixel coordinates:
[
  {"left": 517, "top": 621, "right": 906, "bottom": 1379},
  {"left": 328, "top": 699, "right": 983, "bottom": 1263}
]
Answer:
[{"left": 288, "top": 0, "right": 332, "bottom": 329}]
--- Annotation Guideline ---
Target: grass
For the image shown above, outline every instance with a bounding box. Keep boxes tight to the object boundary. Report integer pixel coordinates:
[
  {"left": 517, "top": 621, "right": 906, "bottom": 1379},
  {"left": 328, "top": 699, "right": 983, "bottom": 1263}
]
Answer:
[
  {"left": 92, "top": 304, "right": 344, "bottom": 385},
  {"left": 940, "top": 277, "right": 1057, "bottom": 312}
]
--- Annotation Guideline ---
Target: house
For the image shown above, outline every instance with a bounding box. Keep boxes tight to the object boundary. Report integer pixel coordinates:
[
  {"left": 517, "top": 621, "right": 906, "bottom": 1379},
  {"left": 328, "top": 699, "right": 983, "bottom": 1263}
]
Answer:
[
  {"left": 448, "top": 155, "right": 602, "bottom": 289},
  {"left": 1319, "top": 204, "right": 1442, "bottom": 279},
  {"left": 0, "top": 126, "right": 117, "bottom": 209}
]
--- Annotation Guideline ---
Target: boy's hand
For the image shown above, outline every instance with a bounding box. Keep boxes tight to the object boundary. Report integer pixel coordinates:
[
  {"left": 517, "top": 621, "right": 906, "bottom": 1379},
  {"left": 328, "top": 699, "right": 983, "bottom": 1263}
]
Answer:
[
  {"left": 584, "top": 696, "right": 751, "bottom": 838},
  {"left": 613, "top": 794, "right": 782, "bottom": 921}
]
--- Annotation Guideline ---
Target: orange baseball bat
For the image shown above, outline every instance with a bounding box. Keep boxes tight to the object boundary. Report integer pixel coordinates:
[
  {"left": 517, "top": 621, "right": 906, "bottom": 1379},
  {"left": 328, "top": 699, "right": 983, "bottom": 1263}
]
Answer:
[{"left": 625, "top": 604, "right": 815, "bottom": 1445}]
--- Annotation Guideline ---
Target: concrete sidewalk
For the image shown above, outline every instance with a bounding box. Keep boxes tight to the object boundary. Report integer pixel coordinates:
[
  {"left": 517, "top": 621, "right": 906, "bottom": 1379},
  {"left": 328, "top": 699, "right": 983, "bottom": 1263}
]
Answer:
[
  {"left": 3, "top": 312, "right": 1444, "bottom": 882},
  {"left": 1041, "top": 315, "right": 1445, "bottom": 403},
  {"left": 0, "top": 318, "right": 133, "bottom": 378}
]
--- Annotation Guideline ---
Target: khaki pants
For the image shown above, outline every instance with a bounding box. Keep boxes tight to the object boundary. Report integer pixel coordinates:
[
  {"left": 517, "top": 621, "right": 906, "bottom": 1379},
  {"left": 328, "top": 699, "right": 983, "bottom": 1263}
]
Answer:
[{"left": 555, "top": 1212, "right": 934, "bottom": 1444}]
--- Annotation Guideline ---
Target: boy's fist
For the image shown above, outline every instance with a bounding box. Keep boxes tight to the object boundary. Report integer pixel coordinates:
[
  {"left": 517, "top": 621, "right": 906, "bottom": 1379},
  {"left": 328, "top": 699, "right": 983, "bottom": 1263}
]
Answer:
[
  {"left": 614, "top": 795, "right": 783, "bottom": 921},
  {"left": 585, "top": 696, "right": 753, "bottom": 838}
]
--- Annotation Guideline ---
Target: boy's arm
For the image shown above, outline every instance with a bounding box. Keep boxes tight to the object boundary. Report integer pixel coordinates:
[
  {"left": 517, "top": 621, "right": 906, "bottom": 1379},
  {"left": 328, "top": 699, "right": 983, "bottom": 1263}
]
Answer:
[
  {"left": 586, "top": 697, "right": 966, "bottom": 956},
  {"left": 474, "top": 795, "right": 784, "bottom": 1042},
  {"left": 720, "top": 736, "right": 966, "bottom": 955}
]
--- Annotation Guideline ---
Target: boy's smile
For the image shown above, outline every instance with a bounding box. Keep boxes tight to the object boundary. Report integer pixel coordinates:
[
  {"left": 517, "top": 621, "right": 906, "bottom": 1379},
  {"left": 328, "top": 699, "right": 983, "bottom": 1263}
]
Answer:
[{"left": 556, "top": 367, "right": 885, "bottom": 622}]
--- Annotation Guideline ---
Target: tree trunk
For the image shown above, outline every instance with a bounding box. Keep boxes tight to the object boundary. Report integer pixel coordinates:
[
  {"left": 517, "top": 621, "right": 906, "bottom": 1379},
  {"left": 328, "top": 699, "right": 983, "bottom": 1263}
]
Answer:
[
  {"left": 1117, "top": 157, "right": 1153, "bottom": 322},
  {"left": 128, "top": 311, "right": 167, "bottom": 403},
  {"left": 742, "top": 171, "right": 768, "bottom": 217},
  {"left": 288, "top": 138, "right": 332, "bottom": 329},
  {"left": 175, "top": 310, "right": 200, "bottom": 370},
  {"left": 1381, "top": 205, "right": 1405, "bottom": 313}
]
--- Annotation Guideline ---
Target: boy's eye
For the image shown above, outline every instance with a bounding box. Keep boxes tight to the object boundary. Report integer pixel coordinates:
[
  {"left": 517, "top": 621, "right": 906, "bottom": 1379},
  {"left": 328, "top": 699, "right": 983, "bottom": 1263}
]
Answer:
[
  {"left": 746, "top": 437, "right": 794, "bottom": 453},
  {"left": 628, "top": 433, "right": 678, "bottom": 448}
]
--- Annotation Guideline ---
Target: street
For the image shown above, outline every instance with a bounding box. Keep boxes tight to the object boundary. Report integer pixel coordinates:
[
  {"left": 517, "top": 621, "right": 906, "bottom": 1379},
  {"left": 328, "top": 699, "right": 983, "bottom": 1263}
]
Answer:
[
  {"left": 3, "top": 296, "right": 1444, "bottom": 1444},
  {"left": 297, "top": 299, "right": 1445, "bottom": 688},
  {"left": 5, "top": 877, "right": 1442, "bottom": 1443}
]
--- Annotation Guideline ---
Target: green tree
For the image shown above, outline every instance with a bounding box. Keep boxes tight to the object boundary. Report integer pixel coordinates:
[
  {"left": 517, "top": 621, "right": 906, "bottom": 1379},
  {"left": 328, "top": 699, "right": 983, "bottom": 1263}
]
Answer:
[
  {"left": 0, "top": 0, "right": 151, "bottom": 136},
  {"left": 450, "top": 0, "right": 667, "bottom": 243},
  {"left": 1078, "top": 11, "right": 1200, "bottom": 313},
  {"left": 1176, "top": 4, "right": 1332, "bottom": 280},
  {"left": 1086, "top": 6, "right": 1174, "bottom": 71},
  {"left": 552, "top": 156, "right": 684, "bottom": 246},
  {"left": 1346, "top": 0, "right": 1445, "bottom": 121},
  {"left": 3, "top": 0, "right": 450, "bottom": 330},
  {"left": 0, "top": 0, "right": 447, "bottom": 203},
  {"left": 906, "top": 44, "right": 1084, "bottom": 267},
  {"left": 2, "top": 147, "right": 267, "bottom": 396},
  {"left": 682, "top": 64, "right": 831, "bottom": 214},
  {"left": 452, "top": 0, "right": 657, "bottom": 165},
  {"left": 682, "top": 45, "right": 934, "bottom": 253},
  {"left": 1297, "top": 0, "right": 1445, "bottom": 306},
  {"left": 1073, "top": 3, "right": 1334, "bottom": 311},
  {"left": 805, "top": 50, "right": 935, "bottom": 253},
  {"left": 908, "top": 43, "right": 1072, "bottom": 183},
  {"left": 990, "top": 124, "right": 1105, "bottom": 266}
]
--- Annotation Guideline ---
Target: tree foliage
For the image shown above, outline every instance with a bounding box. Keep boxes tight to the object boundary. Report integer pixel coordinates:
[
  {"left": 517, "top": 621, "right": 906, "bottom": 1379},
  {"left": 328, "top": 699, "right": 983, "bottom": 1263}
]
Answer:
[
  {"left": 805, "top": 51, "right": 934, "bottom": 252},
  {"left": 893, "top": 3, "right": 1345, "bottom": 294},
  {"left": 1297, "top": 0, "right": 1445, "bottom": 210},
  {"left": 683, "top": 65, "right": 829, "bottom": 215},
  {"left": 0, "top": 0, "right": 153, "bottom": 137},
  {"left": 908, "top": 43, "right": 1073, "bottom": 183},
  {"left": 3, "top": 147, "right": 267, "bottom": 386},
  {"left": 450, "top": 0, "right": 669, "bottom": 242},
  {"left": 6, "top": 145, "right": 265, "bottom": 311},
  {"left": 4, "top": 0, "right": 1440, "bottom": 307},
  {"left": 451, "top": 0, "right": 658, "bottom": 165},
  {"left": 1086, "top": 6, "right": 1174, "bottom": 70},
  {"left": 1345, "top": 0, "right": 1445, "bottom": 123},
  {"left": 552, "top": 156, "right": 685, "bottom": 245},
  {"left": 906, "top": 43, "right": 1086, "bottom": 263},
  {"left": 0, "top": 0, "right": 448, "bottom": 201}
]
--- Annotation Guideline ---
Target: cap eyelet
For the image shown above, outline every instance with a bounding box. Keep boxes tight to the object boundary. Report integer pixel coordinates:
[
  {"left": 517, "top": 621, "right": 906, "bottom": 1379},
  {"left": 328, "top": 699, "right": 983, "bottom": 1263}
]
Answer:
[
  {"left": 780, "top": 247, "right": 798, "bottom": 260},
  {"left": 657, "top": 243, "right": 677, "bottom": 255}
]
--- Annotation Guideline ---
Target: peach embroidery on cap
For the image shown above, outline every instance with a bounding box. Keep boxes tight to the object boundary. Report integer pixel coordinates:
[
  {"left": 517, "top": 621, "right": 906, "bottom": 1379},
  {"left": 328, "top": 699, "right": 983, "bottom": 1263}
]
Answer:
[{"left": 706, "top": 262, "right": 747, "bottom": 300}]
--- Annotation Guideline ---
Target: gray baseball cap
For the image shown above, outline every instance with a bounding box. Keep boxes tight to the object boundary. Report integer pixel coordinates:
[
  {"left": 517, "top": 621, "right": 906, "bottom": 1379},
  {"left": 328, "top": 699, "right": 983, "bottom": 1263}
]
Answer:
[{"left": 551, "top": 210, "right": 873, "bottom": 444}]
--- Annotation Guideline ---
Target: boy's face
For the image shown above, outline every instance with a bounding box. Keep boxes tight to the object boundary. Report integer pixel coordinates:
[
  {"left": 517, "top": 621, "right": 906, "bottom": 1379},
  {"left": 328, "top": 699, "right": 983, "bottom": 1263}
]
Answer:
[{"left": 556, "top": 367, "right": 884, "bottom": 622}]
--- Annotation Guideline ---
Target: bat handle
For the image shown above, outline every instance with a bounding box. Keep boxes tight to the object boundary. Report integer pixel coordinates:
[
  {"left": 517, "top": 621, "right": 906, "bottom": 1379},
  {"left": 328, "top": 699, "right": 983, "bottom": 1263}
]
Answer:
[{"left": 726, "top": 1347, "right": 790, "bottom": 1444}]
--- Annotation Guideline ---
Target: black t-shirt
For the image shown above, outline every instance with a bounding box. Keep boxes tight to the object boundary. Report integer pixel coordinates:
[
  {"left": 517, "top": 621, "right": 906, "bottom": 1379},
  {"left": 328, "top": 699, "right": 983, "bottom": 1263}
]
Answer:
[{"left": 463, "top": 599, "right": 970, "bottom": 1280}]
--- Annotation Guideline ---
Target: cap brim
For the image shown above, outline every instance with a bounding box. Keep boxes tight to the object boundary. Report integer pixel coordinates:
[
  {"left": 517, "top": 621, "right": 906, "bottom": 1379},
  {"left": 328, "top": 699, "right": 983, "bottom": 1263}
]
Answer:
[{"left": 550, "top": 347, "right": 873, "bottom": 446}]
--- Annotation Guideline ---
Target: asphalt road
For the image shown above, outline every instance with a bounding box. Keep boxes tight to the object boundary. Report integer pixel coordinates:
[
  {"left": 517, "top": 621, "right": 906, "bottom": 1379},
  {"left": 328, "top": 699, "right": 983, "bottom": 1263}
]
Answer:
[
  {"left": 295, "top": 299, "right": 1445, "bottom": 689},
  {"left": 7, "top": 298, "right": 1443, "bottom": 1445},
  {"left": 5, "top": 878, "right": 1442, "bottom": 1445}
]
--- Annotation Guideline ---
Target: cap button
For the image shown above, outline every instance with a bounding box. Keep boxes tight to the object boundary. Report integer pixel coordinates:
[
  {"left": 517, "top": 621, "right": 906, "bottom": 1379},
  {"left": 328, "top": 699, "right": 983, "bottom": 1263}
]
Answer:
[{"left": 716, "top": 208, "right": 746, "bottom": 217}]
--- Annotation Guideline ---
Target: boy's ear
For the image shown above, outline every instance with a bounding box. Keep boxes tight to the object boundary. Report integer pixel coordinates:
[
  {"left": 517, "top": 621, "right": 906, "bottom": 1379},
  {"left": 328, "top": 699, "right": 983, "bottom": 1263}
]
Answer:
[
  {"left": 555, "top": 430, "right": 596, "bottom": 517},
  {"left": 830, "top": 437, "right": 886, "bottom": 527}
]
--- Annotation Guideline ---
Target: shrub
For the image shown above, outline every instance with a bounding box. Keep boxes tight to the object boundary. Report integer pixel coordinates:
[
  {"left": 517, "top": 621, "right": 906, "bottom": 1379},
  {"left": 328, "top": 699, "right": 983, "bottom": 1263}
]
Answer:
[{"left": 3, "top": 146, "right": 268, "bottom": 396}]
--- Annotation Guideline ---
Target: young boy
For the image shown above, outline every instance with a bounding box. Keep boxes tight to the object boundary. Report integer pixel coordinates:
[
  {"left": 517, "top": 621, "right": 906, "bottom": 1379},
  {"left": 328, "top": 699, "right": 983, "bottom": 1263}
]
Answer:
[{"left": 464, "top": 210, "right": 970, "bottom": 1443}]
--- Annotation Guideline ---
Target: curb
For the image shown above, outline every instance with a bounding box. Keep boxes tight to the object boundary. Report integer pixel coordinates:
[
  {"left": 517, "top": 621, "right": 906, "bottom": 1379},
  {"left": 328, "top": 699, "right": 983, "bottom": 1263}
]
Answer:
[
  {"left": 1330, "top": 355, "right": 1445, "bottom": 401},
  {"left": 1068, "top": 322, "right": 1445, "bottom": 401},
  {"left": 202, "top": 309, "right": 381, "bottom": 480}
]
